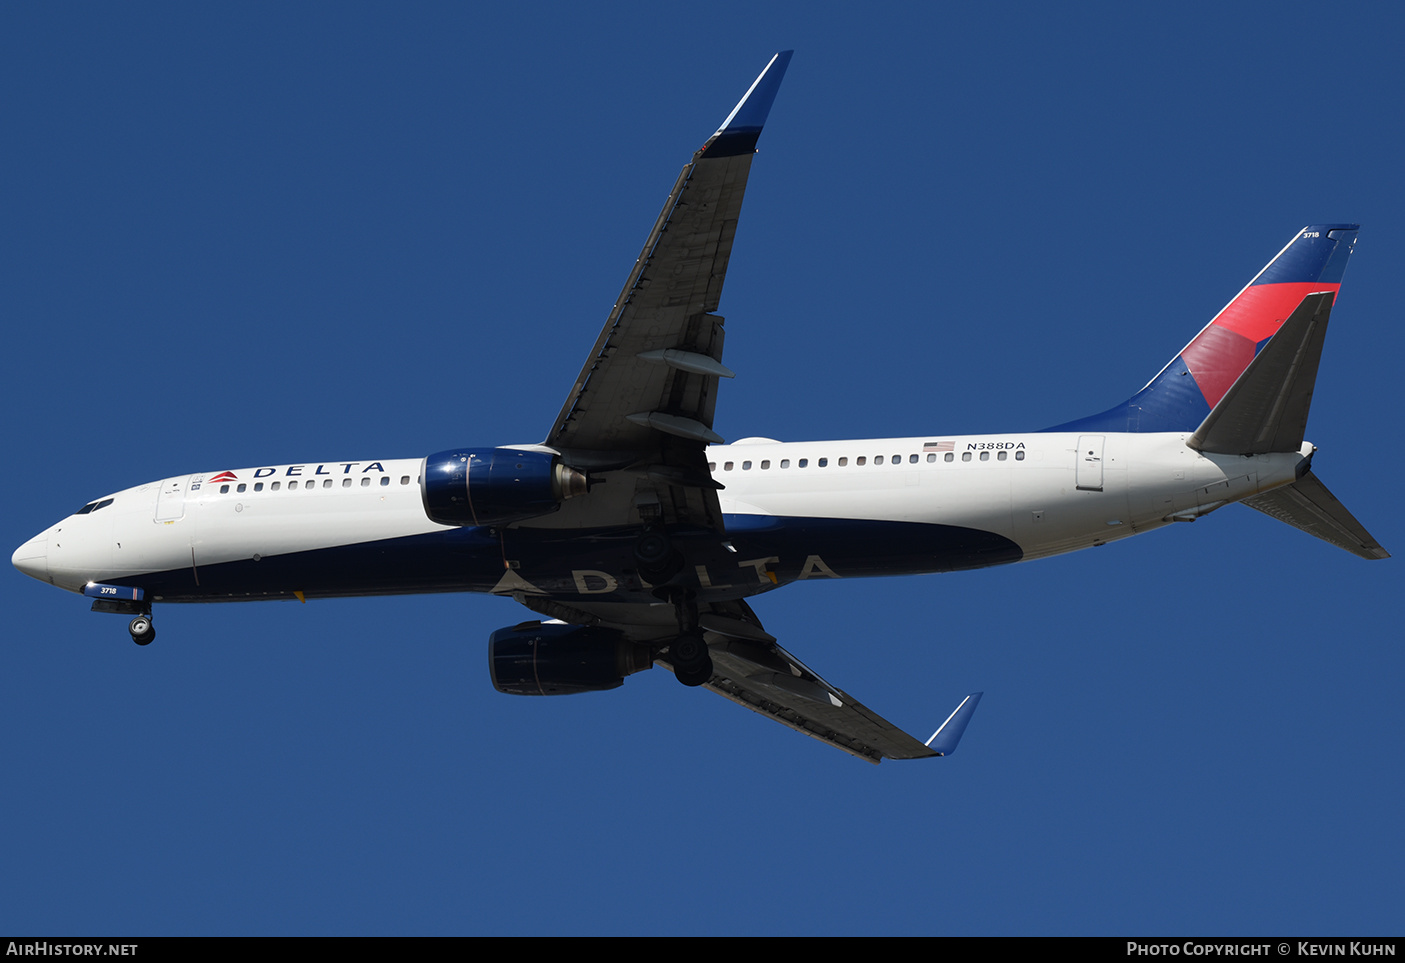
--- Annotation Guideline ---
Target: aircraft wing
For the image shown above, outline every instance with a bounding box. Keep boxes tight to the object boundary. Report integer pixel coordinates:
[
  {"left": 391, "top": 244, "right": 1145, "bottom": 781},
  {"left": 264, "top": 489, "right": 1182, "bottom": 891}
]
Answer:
[
  {"left": 516, "top": 54, "right": 981, "bottom": 762},
  {"left": 541, "top": 52, "right": 792, "bottom": 531},
  {"left": 695, "top": 637, "right": 981, "bottom": 764},
  {"left": 513, "top": 592, "right": 982, "bottom": 763}
]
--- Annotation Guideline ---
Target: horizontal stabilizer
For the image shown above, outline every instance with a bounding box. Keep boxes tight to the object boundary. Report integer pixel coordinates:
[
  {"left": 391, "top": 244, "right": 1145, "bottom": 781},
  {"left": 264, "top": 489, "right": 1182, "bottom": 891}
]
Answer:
[
  {"left": 1189, "top": 291, "right": 1334, "bottom": 454},
  {"left": 1241, "top": 471, "right": 1389, "bottom": 560},
  {"left": 925, "top": 692, "right": 984, "bottom": 756}
]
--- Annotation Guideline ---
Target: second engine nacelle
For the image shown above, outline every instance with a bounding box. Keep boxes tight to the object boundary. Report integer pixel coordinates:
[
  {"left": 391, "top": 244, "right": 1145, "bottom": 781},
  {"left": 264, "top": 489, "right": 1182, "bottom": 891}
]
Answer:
[
  {"left": 421, "top": 447, "right": 587, "bottom": 527},
  {"left": 489, "top": 622, "right": 652, "bottom": 696}
]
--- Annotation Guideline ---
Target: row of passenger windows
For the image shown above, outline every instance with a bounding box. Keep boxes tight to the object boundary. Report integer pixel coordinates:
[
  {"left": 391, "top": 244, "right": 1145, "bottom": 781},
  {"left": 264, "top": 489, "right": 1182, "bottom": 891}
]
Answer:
[
  {"left": 708, "top": 450, "right": 1026, "bottom": 472},
  {"left": 217, "top": 476, "right": 416, "bottom": 494}
]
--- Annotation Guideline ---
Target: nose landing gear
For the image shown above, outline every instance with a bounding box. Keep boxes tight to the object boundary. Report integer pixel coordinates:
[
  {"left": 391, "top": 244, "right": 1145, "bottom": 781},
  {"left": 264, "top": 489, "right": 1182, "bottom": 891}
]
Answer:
[
  {"left": 88, "top": 593, "right": 155, "bottom": 645},
  {"left": 128, "top": 615, "right": 155, "bottom": 646}
]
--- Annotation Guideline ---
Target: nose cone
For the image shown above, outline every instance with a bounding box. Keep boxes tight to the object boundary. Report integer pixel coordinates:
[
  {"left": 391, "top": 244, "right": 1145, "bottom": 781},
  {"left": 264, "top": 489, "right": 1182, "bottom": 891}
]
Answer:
[{"left": 13, "top": 533, "right": 49, "bottom": 583}]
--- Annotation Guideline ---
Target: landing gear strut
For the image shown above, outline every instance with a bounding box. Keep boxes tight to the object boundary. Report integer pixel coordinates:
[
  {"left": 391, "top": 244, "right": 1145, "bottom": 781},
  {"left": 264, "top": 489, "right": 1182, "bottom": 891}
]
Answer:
[{"left": 129, "top": 615, "right": 155, "bottom": 646}]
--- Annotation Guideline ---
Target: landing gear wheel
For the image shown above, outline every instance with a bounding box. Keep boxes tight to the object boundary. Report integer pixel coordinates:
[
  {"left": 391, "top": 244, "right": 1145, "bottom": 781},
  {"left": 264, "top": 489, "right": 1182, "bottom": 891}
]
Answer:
[
  {"left": 634, "top": 527, "right": 683, "bottom": 585},
  {"left": 129, "top": 616, "right": 155, "bottom": 646},
  {"left": 670, "top": 632, "right": 712, "bottom": 687},
  {"left": 635, "top": 530, "right": 671, "bottom": 565},
  {"left": 675, "top": 660, "right": 713, "bottom": 687}
]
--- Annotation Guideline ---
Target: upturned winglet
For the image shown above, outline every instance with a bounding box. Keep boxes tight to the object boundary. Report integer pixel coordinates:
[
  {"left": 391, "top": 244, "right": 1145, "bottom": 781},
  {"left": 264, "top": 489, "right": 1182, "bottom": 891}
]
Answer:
[
  {"left": 703, "top": 50, "right": 794, "bottom": 157},
  {"left": 925, "top": 692, "right": 984, "bottom": 756}
]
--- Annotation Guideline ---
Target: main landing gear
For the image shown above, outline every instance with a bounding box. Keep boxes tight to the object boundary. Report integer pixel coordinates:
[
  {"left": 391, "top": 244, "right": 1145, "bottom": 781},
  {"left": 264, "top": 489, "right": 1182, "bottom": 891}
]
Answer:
[
  {"left": 634, "top": 525, "right": 712, "bottom": 685},
  {"left": 670, "top": 630, "right": 712, "bottom": 687},
  {"left": 634, "top": 523, "right": 684, "bottom": 585},
  {"left": 664, "top": 589, "right": 713, "bottom": 688},
  {"left": 128, "top": 615, "right": 155, "bottom": 646}
]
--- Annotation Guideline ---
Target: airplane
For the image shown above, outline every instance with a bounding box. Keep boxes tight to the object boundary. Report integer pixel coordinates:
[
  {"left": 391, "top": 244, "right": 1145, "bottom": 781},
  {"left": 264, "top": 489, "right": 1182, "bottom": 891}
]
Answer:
[{"left": 11, "top": 51, "right": 1389, "bottom": 763}]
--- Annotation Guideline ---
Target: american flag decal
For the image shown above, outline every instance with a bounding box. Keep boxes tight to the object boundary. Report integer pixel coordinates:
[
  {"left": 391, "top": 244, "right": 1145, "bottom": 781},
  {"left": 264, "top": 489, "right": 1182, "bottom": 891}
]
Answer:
[{"left": 923, "top": 441, "right": 954, "bottom": 452}]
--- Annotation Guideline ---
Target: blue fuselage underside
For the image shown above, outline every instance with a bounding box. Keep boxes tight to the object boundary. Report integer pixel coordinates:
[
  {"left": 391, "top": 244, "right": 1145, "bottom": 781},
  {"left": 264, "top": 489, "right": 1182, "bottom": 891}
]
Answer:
[{"left": 121, "top": 515, "right": 1023, "bottom": 603}]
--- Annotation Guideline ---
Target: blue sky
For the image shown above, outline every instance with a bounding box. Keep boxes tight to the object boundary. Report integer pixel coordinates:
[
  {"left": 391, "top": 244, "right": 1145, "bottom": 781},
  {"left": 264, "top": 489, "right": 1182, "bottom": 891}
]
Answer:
[{"left": 4, "top": 3, "right": 1402, "bottom": 936}]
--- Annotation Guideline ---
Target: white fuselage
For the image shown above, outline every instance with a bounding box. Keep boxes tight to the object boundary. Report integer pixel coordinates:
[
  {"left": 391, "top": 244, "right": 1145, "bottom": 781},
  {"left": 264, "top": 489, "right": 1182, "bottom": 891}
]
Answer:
[
  {"left": 710, "top": 432, "right": 1308, "bottom": 563},
  {"left": 14, "top": 433, "right": 1310, "bottom": 604}
]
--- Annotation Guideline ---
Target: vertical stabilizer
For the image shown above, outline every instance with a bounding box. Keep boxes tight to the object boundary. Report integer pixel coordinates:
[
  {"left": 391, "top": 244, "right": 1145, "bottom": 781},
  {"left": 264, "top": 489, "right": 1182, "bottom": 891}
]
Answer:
[
  {"left": 1188, "top": 291, "right": 1334, "bottom": 454},
  {"left": 1048, "top": 225, "right": 1358, "bottom": 433}
]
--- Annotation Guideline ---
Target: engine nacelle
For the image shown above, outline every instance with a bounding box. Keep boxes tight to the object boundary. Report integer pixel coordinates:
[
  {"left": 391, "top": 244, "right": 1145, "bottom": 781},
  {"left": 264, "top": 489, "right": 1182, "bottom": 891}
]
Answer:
[
  {"left": 421, "top": 447, "right": 587, "bottom": 527},
  {"left": 489, "top": 622, "right": 652, "bottom": 696}
]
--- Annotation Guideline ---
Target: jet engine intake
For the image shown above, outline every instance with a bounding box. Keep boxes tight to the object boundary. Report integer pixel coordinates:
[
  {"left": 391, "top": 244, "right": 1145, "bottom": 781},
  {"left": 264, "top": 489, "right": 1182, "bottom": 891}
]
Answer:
[
  {"left": 489, "top": 622, "right": 652, "bottom": 696},
  {"left": 421, "top": 448, "right": 587, "bottom": 527}
]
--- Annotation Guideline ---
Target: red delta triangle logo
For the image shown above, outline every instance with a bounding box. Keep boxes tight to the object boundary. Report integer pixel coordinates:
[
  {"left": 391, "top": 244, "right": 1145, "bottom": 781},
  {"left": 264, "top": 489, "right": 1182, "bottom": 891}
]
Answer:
[{"left": 209, "top": 471, "right": 238, "bottom": 483}]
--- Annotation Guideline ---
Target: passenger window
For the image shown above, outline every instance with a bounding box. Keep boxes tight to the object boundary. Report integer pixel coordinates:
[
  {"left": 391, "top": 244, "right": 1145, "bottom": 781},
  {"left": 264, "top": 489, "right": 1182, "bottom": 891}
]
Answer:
[
  {"left": 944, "top": 452, "right": 954, "bottom": 462},
  {"left": 838, "top": 457, "right": 847, "bottom": 466},
  {"left": 962, "top": 452, "right": 972, "bottom": 462},
  {"left": 891, "top": 454, "right": 901, "bottom": 464},
  {"left": 254, "top": 482, "right": 264, "bottom": 492},
  {"left": 1015, "top": 451, "right": 1025, "bottom": 461},
  {"left": 401, "top": 476, "right": 411, "bottom": 485},
  {"left": 998, "top": 451, "right": 1007, "bottom": 461},
  {"left": 909, "top": 454, "right": 918, "bottom": 464},
  {"left": 724, "top": 461, "right": 734, "bottom": 471},
  {"left": 798, "top": 458, "right": 808, "bottom": 468},
  {"left": 237, "top": 483, "right": 247, "bottom": 493},
  {"left": 980, "top": 451, "right": 990, "bottom": 461},
  {"left": 323, "top": 479, "right": 333, "bottom": 489},
  {"left": 856, "top": 456, "right": 866, "bottom": 466},
  {"left": 818, "top": 457, "right": 827, "bottom": 467},
  {"left": 875, "top": 455, "right": 884, "bottom": 465},
  {"left": 289, "top": 480, "right": 298, "bottom": 490},
  {"left": 342, "top": 478, "right": 352, "bottom": 488},
  {"left": 742, "top": 461, "right": 752, "bottom": 470},
  {"left": 927, "top": 453, "right": 936, "bottom": 462},
  {"left": 380, "top": 476, "right": 390, "bottom": 486},
  {"left": 271, "top": 481, "right": 281, "bottom": 490},
  {"left": 761, "top": 460, "right": 770, "bottom": 469},
  {"left": 780, "top": 459, "right": 790, "bottom": 468},
  {"left": 219, "top": 485, "right": 229, "bottom": 494},
  {"left": 708, "top": 462, "right": 716, "bottom": 471}
]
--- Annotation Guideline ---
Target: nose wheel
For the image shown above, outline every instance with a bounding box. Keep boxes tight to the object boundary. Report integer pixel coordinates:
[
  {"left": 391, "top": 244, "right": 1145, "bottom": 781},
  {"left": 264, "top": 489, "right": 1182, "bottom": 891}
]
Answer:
[{"left": 129, "top": 615, "right": 155, "bottom": 646}]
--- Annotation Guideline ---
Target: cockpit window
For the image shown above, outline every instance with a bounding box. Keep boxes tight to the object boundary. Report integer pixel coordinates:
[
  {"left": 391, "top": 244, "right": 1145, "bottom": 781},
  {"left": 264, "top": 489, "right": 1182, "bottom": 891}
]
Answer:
[{"left": 74, "top": 498, "right": 114, "bottom": 515}]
